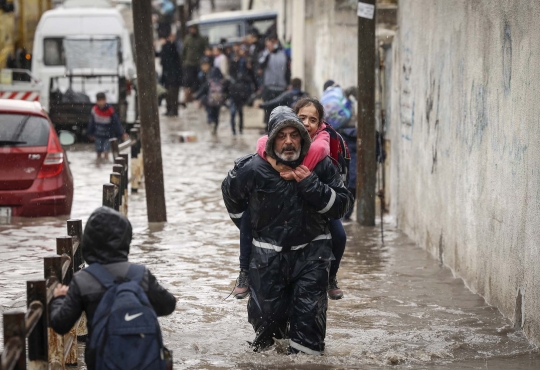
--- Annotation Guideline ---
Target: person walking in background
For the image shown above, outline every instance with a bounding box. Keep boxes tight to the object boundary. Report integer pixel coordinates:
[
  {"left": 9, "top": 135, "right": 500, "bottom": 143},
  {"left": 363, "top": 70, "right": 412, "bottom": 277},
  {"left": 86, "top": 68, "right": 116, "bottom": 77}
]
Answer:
[
  {"left": 213, "top": 44, "right": 229, "bottom": 78},
  {"left": 182, "top": 25, "right": 209, "bottom": 105},
  {"left": 258, "top": 77, "right": 306, "bottom": 112},
  {"left": 228, "top": 45, "right": 253, "bottom": 135},
  {"left": 159, "top": 33, "right": 182, "bottom": 117},
  {"left": 245, "top": 28, "right": 265, "bottom": 91},
  {"left": 258, "top": 34, "right": 290, "bottom": 131},
  {"left": 196, "top": 57, "right": 229, "bottom": 135},
  {"left": 87, "top": 92, "right": 128, "bottom": 162},
  {"left": 204, "top": 46, "right": 215, "bottom": 66}
]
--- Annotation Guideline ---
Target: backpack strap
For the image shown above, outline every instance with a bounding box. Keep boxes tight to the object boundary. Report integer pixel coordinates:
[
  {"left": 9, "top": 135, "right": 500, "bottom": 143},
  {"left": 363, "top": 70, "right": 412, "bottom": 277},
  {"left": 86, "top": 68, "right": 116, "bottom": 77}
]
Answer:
[
  {"left": 85, "top": 263, "right": 116, "bottom": 289},
  {"left": 125, "top": 264, "right": 145, "bottom": 284}
]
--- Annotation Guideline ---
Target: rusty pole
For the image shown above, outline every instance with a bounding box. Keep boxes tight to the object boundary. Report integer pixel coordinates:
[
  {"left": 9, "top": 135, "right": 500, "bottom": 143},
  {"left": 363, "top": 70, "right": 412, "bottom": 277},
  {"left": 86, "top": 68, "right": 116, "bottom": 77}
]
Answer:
[
  {"left": 103, "top": 183, "right": 116, "bottom": 209},
  {"left": 56, "top": 237, "right": 77, "bottom": 366},
  {"left": 132, "top": 0, "right": 168, "bottom": 222},
  {"left": 3, "top": 312, "right": 26, "bottom": 370},
  {"left": 44, "top": 256, "right": 63, "bottom": 369},
  {"left": 356, "top": 0, "right": 377, "bottom": 226},
  {"left": 27, "top": 280, "right": 48, "bottom": 370}
]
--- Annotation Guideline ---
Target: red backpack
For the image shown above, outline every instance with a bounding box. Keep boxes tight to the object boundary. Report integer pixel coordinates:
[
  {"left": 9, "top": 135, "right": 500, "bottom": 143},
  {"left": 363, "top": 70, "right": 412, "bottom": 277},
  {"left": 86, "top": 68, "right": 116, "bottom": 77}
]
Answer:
[{"left": 323, "top": 124, "right": 351, "bottom": 184}]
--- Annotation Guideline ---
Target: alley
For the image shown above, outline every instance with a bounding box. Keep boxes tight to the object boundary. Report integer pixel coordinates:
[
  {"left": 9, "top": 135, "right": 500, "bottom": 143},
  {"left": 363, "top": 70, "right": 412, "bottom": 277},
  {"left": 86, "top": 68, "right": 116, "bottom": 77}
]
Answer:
[{"left": 0, "top": 105, "right": 538, "bottom": 369}]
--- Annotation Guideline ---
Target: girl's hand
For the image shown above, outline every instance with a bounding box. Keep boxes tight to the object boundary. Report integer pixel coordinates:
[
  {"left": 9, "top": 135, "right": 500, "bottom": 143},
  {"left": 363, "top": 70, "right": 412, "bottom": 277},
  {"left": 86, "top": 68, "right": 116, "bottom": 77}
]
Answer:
[{"left": 292, "top": 165, "right": 312, "bottom": 182}]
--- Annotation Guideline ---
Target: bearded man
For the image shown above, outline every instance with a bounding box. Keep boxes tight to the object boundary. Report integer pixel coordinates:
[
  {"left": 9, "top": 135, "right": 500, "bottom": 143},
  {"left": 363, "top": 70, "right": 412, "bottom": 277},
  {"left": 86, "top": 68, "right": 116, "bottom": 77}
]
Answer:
[{"left": 222, "top": 106, "right": 353, "bottom": 355}]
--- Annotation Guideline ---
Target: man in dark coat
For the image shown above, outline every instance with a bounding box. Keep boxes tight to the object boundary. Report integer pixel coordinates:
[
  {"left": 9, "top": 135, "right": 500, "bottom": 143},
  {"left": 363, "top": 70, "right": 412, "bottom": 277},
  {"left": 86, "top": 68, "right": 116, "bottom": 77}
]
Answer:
[
  {"left": 159, "top": 33, "right": 182, "bottom": 116},
  {"left": 222, "top": 106, "right": 353, "bottom": 355},
  {"left": 182, "top": 25, "right": 210, "bottom": 105},
  {"left": 259, "top": 77, "right": 306, "bottom": 111},
  {"left": 50, "top": 207, "right": 176, "bottom": 370}
]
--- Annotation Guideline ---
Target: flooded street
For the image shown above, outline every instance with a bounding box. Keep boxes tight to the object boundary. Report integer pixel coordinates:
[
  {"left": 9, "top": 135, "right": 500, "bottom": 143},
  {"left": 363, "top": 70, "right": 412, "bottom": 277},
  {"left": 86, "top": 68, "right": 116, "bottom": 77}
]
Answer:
[{"left": 0, "top": 105, "right": 538, "bottom": 369}]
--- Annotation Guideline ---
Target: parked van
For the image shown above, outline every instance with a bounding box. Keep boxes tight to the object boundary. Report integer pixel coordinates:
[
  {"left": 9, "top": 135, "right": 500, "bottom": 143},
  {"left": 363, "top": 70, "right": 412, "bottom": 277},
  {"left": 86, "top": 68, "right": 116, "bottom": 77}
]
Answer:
[
  {"left": 31, "top": 5, "right": 137, "bottom": 125},
  {"left": 187, "top": 9, "right": 278, "bottom": 46}
]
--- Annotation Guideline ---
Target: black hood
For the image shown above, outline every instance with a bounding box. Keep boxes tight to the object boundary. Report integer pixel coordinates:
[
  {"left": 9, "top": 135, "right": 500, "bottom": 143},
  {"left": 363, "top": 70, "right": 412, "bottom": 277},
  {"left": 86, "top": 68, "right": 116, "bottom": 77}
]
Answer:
[
  {"left": 265, "top": 106, "right": 311, "bottom": 168},
  {"left": 82, "top": 206, "right": 132, "bottom": 264}
]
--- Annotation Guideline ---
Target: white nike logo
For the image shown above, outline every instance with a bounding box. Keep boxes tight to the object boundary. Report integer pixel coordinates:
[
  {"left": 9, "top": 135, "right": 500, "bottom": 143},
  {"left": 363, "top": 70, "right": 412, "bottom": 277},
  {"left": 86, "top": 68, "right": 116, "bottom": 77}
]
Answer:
[{"left": 124, "top": 312, "right": 143, "bottom": 321}]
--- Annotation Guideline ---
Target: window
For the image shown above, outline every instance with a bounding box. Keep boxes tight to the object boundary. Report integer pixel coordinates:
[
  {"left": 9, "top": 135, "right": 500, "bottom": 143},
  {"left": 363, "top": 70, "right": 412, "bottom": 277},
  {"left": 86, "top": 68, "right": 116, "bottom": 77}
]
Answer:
[
  {"left": 249, "top": 18, "right": 277, "bottom": 38},
  {"left": 200, "top": 22, "right": 242, "bottom": 44},
  {"left": 44, "top": 38, "right": 65, "bottom": 66},
  {"left": 0, "top": 115, "right": 50, "bottom": 147}
]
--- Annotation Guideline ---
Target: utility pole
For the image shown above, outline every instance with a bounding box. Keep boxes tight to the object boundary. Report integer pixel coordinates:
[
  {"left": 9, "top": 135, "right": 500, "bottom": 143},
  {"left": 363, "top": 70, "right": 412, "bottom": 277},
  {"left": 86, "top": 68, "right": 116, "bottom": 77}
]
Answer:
[
  {"left": 132, "top": 0, "right": 167, "bottom": 222},
  {"left": 356, "top": 0, "right": 377, "bottom": 226}
]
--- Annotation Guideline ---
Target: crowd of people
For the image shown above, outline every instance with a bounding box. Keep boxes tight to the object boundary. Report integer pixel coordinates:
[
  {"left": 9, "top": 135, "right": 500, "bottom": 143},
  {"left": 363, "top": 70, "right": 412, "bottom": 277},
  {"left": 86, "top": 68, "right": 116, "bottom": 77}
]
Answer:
[{"left": 157, "top": 24, "right": 296, "bottom": 135}]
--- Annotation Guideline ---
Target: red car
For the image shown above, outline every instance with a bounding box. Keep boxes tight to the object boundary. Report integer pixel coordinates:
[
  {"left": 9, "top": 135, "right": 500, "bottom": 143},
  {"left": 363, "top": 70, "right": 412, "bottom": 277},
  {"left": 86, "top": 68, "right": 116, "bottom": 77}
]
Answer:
[{"left": 0, "top": 100, "right": 74, "bottom": 217}]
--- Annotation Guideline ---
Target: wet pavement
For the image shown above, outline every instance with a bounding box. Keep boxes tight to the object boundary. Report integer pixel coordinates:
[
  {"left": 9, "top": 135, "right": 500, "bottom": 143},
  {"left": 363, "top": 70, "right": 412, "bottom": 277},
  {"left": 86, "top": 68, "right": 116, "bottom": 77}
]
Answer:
[{"left": 0, "top": 105, "right": 539, "bottom": 369}]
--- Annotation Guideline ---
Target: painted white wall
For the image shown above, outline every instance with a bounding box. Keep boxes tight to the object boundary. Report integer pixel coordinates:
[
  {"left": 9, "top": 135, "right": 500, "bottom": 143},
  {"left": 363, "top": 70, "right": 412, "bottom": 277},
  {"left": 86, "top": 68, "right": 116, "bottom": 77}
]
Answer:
[{"left": 390, "top": 0, "right": 540, "bottom": 346}]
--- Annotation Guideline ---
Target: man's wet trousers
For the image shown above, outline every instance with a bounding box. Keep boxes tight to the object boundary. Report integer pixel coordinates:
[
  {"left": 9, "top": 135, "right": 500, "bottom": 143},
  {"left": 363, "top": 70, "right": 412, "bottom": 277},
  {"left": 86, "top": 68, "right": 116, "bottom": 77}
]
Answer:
[{"left": 247, "top": 241, "right": 331, "bottom": 355}]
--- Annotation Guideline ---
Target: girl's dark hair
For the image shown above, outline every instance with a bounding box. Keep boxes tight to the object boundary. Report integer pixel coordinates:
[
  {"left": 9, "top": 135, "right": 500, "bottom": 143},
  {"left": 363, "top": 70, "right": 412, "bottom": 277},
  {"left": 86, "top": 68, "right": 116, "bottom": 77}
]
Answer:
[{"left": 293, "top": 97, "right": 325, "bottom": 124}]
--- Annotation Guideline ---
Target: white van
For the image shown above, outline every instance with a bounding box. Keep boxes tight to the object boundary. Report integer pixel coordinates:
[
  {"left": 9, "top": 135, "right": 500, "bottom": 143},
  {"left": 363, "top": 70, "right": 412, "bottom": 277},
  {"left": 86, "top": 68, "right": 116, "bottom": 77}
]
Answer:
[{"left": 31, "top": 6, "right": 137, "bottom": 124}]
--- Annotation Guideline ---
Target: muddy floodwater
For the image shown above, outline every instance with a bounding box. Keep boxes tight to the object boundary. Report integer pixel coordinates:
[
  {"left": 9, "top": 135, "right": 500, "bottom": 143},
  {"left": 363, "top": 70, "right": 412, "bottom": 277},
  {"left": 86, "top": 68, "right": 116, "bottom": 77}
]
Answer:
[{"left": 0, "top": 107, "right": 538, "bottom": 369}]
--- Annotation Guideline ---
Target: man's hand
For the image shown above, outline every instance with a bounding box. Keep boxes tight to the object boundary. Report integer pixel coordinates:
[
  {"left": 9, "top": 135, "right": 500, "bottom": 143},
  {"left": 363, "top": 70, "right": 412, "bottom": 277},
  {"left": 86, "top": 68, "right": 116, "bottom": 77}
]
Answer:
[
  {"left": 291, "top": 165, "right": 311, "bottom": 182},
  {"left": 89, "top": 136, "right": 95, "bottom": 141},
  {"left": 122, "top": 133, "right": 129, "bottom": 141},
  {"left": 54, "top": 284, "right": 69, "bottom": 298},
  {"left": 267, "top": 156, "right": 292, "bottom": 174}
]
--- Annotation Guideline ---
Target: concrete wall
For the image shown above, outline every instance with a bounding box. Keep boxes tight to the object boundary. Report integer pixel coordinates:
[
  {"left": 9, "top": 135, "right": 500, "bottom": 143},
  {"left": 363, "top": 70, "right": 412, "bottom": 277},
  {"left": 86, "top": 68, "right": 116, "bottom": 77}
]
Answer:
[{"left": 390, "top": 0, "right": 540, "bottom": 345}]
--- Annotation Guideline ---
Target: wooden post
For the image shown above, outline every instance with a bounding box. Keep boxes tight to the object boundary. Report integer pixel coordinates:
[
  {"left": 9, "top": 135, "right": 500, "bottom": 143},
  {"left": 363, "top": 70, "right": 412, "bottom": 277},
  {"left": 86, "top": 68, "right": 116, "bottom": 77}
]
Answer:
[
  {"left": 356, "top": 0, "right": 377, "bottom": 226},
  {"left": 103, "top": 183, "right": 116, "bottom": 209},
  {"left": 44, "top": 256, "right": 63, "bottom": 369},
  {"left": 132, "top": 0, "right": 168, "bottom": 222},
  {"left": 3, "top": 312, "right": 26, "bottom": 370},
  {"left": 27, "top": 280, "right": 48, "bottom": 370}
]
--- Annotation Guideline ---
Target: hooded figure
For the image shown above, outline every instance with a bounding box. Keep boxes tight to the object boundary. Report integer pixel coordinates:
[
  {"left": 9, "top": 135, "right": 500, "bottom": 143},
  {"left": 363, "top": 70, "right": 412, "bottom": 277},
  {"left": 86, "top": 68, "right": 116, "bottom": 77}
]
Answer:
[
  {"left": 222, "top": 106, "right": 353, "bottom": 355},
  {"left": 50, "top": 207, "right": 176, "bottom": 370}
]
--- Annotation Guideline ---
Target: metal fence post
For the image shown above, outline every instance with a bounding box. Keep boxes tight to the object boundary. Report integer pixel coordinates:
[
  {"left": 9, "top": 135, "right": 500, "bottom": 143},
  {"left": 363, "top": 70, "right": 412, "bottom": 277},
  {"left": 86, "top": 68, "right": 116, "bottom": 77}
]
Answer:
[
  {"left": 66, "top": 219, "right": 87, "bottom": 342},
  {"left": 3, "top": 312, "right": 26, "bottom": 370},
  {"left": 67, "top": 219, "right": 83, "bottom": 272},
  {"left": 109, "top": 138, "right": 119, "bottom": 159},
  {"left": 119, "top": 153, "right": 129, "bottom": 214},
  {"left": 110, "top": 172, "right": 122, "bottom": 212},
  {"left": 27, "top": 280, "right": 48, "bottom": 370},
  {"left": 103, "top": 183, "right": 116, "bottom": 209},
  {"left": 44, "top": 256, "right": 63, "bottom": 370},
  {"left": 55, "top": 237, "right": 77, "bottom": 367}
]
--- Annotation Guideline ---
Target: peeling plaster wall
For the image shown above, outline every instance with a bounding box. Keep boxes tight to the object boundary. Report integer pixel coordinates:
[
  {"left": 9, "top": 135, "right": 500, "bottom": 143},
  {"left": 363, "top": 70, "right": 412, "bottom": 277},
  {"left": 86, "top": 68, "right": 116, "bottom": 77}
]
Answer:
[{"left": 390, "top": 0, "right": 540, "bottom": 345}]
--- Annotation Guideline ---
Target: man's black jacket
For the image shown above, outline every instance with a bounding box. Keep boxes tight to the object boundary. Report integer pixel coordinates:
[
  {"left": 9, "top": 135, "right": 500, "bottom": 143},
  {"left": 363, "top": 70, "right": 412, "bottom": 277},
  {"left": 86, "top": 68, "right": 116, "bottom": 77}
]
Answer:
[{"left": 222, "top": 154, "right": 353, "bottom": 250}]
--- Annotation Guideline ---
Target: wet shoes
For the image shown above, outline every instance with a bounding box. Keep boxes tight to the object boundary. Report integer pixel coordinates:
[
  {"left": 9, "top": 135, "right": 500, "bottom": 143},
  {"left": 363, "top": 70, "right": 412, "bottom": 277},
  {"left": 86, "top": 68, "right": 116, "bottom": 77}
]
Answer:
[
  {"left": 328, "top": 276, "right": 344, "bottom": 300},
  {"left": 234, "top": 269, "right": 249, "bottom": 299}
]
